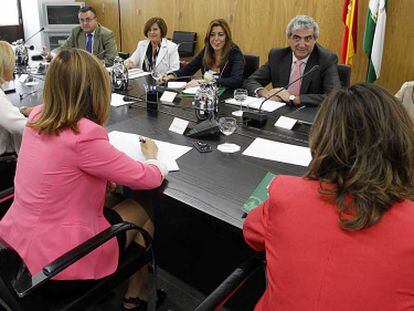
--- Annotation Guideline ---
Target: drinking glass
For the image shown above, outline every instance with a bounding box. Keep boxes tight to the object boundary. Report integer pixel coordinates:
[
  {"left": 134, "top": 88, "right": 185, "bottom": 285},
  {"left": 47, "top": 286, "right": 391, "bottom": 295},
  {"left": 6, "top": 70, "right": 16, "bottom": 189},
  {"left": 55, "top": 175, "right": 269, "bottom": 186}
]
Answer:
[
  {"left": 217, "top": 117, "right": 241, "bottom": 153},
  {"left": 232, "top": 88, "right": 248, "bottom": 117}
]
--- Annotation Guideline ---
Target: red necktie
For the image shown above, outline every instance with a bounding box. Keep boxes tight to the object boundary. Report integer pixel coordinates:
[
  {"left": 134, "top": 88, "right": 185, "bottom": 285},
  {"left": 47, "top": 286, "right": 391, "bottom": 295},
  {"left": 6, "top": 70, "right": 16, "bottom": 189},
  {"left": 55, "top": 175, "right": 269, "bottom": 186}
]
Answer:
[{"left": 288, "top": 60, "right": 303, "bottom": 96}]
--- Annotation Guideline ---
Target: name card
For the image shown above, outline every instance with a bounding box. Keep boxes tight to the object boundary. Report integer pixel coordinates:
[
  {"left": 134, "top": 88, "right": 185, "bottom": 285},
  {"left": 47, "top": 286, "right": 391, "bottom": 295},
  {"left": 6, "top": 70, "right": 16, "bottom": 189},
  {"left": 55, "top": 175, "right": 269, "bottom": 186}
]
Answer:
[
  {"left": 274, "top": 116, "right": 297, "bottom": 130},
  {"left": 169, "top": 117, "right": 189, "bottom": 135},
  {"left": 160, "top": 91, "right": 177, "bottom": 103}
]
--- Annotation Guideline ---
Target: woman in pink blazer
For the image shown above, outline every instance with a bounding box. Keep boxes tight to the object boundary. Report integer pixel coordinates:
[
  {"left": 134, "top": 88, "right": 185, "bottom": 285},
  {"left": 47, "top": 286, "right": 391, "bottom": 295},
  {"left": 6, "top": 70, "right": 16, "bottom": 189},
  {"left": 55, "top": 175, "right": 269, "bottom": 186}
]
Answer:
[
  {"left": 0, "top": 49, "right": 167, "bottom": 309},
  {"left": 244, "top": 84, "right": 414, "bottom": 310}
]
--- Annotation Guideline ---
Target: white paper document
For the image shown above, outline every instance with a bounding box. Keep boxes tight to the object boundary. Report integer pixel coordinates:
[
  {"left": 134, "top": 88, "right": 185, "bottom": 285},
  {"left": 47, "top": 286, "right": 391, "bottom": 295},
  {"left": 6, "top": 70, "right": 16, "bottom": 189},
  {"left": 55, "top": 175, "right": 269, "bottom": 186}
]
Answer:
[
  {"left": 111, "top": 93, "right": 134, "bottom": 107},
  {"left": 225, "top": 96, "right": 285, "bottom": 112},
  {"left": 17, "top": 74, "right": 28, "bottom": 84},
  {"left": 168, "top": 82, "right": 186, "bottom": 89},
  {"left": 274, "top": 116, "right": 297, "bottom": 130},
  {"left": 182, "top": 86, "right": 199, "bottom": 95},
  {"left": 108, "top": 131, "right": 192, "bottom": 171},
  {"left": 128, "top": 68, "right": 151, "bottom": 80},
  {"left": 242, "top": 138, "right": 312, "bottom": 167}
]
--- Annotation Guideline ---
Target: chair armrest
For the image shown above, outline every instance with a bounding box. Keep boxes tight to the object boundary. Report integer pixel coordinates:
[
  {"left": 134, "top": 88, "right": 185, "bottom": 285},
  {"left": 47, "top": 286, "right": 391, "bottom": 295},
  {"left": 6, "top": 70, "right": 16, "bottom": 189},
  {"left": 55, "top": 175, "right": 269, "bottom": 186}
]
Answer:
[
  {"left": 13, "top": 222, "right": 151, "bottom": 297},
  {"left": 0, "top": 154, "right": 17, "bottom": 163},
  {"left": 0, "top": 186, "right": 14, "bottom": 204},
  {"left": 194, "top": 253, "right": 265, "bottom": 311}
]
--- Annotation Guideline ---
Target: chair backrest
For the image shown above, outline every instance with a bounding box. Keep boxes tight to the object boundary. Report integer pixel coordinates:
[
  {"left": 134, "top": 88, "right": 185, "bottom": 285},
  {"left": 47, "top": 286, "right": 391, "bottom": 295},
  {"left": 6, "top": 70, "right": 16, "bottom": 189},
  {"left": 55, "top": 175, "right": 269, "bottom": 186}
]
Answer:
[
  {"left": 0, "top": 154, "right": 17, "bottom": 217},
  {"left": 337, "top": 64, "right": 351, "bottom": 87},
  {"left": 172, "top": 31, "right": 197, "bottom": 58},
  {"left": 118, "top": 52, "right": 130, "bottom": 60},
  {"left": 243, "top": 54, "right": 259, "bottom": 79},
  {"left": 0, "top": 224, "right": 152, "bottom": 310}
]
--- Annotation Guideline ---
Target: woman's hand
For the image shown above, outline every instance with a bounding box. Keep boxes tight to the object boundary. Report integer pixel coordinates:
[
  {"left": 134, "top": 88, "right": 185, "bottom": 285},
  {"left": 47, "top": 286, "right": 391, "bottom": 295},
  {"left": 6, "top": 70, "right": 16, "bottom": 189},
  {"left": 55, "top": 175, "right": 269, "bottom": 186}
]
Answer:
[
  {"left": 124, "top": 59, "right": 135, "bottom": 70},
  {"left": 19, "top": 106, "right": 33, "bottom": 117},
  {"left": 160, "top": 73, "right": 175, "bottom": 83},
  {"left": 185, "top": 79, "right": 201, "bottom": 88},
  {"left": 140, "top": 137, "right": 158, "bottom": 160}
]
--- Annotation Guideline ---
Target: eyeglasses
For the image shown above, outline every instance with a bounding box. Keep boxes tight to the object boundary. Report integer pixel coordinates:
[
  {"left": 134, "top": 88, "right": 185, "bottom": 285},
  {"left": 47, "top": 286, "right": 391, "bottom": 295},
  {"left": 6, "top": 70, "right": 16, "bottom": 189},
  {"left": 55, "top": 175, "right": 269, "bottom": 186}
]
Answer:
[
  {"left": 79, "top": 17, "right": 96, "bottom": 24},
  {"left": 291, "top": 35, "right": 314, "bottom": 43}
]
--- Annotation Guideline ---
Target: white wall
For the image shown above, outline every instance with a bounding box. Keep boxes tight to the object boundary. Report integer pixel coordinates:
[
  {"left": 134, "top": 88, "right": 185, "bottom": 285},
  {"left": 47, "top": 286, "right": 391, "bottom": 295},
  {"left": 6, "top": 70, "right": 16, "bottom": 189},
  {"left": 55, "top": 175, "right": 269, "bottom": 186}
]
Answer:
[
  {"left": 20, "top": 0, "right": 75, "bottom": 49},
  {"left": 20, "top": 0, "right": 42, "bottom": 49}
]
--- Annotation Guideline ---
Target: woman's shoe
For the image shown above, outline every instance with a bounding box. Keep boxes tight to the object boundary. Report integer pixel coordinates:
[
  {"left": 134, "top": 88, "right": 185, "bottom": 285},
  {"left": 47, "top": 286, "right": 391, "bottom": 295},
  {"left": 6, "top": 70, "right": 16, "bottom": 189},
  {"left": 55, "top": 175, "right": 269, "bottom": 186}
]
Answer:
[{"left": 123, "top": 289, "right": 167, "bottom": 311}]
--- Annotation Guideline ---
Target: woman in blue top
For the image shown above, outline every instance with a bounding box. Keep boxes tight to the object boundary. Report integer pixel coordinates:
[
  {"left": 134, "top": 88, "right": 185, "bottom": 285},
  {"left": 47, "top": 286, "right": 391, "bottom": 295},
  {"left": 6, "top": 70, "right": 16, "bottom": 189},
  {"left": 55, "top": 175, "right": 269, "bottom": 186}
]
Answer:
[{"left": 163, "top": 19, "right": 245, "bottom": 89}]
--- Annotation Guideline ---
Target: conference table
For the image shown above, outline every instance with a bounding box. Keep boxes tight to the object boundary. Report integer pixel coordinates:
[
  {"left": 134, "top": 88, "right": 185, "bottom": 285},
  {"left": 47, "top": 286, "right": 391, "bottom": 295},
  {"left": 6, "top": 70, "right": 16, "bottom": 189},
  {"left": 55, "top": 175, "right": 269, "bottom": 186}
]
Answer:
[
  {"left": 9, "top": 71, "right": 313, "bottom": 230},
  {"left": 106, "top": 77, "right": 312, "bottom": 229}
]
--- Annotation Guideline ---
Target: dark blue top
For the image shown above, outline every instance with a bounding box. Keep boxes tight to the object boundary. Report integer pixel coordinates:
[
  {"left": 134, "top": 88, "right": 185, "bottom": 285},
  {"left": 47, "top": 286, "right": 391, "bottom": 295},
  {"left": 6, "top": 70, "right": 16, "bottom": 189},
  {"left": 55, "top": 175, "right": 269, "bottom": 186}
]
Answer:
[{"left": 174, "top": 44, "right": 245, "bottom": 89}]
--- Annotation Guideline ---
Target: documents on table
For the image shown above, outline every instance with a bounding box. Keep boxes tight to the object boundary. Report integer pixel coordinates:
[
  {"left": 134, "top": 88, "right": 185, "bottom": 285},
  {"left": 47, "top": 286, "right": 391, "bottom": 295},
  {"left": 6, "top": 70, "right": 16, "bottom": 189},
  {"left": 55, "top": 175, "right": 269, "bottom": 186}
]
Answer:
[
  {"left": 242, "top": 138, "right": 312, "bottom": 167},
  {"left": 167, "top": 81, "right": 186, "bottom": 89},
  {"left": 108, "top": 131, "right": 192, "bottom": 171},
  {"left": 111, "top": 93, "right": 134, "bottom": 107},
  {"left": 225, "top": 96, "right": 285, "bottom": 112},
  {"left": 128, "top": 68, "right": 151, "bottom": 80},
  {"left": 182, "top": 86, "right": 199, "bottom": 95}
]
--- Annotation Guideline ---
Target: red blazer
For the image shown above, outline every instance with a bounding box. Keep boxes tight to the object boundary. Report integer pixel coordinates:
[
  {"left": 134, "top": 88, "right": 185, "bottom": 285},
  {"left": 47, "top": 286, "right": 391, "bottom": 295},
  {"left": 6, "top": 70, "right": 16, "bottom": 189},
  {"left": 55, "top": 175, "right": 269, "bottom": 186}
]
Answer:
[{"left": 243, "top": 175, "right": 414, "bottom": 311}]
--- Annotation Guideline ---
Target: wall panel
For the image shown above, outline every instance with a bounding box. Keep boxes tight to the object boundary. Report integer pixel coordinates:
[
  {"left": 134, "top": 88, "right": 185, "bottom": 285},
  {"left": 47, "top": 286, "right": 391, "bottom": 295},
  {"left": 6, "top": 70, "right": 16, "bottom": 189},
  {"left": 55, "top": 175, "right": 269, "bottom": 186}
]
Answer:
[{"left": 104, "top": 0, "right": 414, "bottom": 93}]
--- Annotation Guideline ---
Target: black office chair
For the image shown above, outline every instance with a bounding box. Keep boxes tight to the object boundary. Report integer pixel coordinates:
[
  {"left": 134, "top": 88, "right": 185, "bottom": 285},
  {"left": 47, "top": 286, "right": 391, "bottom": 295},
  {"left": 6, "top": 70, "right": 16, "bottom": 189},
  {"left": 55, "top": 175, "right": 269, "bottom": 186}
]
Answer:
[
  {"left": 337, "top": 64, "right": 351, "bottom": 87},
  {"left": 0, "top": 222, "right": 156, "bottom": 311},
  {"left": 243, "top": 54, "right": 259, "bottom": 79},
  {"left": 0, "top": 154, "right": 17, "bottom": 218},
  {"left": 172, "top": 31, "right": 197, "bottom": 58},
  {"left": 194, "top": 254, "right": 265, "bottom": 311},
  {"left": 118, "top": 52, "right": 130, "bottom": 60}
]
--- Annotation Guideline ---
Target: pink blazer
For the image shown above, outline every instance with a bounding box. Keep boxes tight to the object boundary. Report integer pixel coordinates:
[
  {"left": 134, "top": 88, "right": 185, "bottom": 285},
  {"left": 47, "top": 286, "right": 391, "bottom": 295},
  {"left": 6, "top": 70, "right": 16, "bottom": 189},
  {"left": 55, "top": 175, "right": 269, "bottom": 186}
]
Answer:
[
  {"left": 0, "top": 105, "right": 164, "bottom": 280},
  {"left": 244, "top": 175, "right": 414, "bottom": 311}
]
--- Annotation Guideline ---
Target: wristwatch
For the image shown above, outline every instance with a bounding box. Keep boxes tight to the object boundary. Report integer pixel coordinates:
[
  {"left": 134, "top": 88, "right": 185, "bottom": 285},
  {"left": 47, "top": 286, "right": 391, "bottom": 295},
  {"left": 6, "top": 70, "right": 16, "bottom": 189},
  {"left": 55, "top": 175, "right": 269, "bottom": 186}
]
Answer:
[{"left": 289, "top": 94, "right": 296, "bottom": 104}]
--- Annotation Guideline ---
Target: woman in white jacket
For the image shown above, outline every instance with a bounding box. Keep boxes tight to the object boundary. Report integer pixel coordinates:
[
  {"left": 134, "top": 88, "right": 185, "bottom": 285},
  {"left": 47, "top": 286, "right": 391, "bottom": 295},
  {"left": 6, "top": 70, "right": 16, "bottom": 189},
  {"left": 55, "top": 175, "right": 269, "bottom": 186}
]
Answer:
[
  {"left": 0, "top": 41, "right": 26, "bottom": 156},
  {"left": 124, "top": 17, "right": 180, "bottom": 75}
]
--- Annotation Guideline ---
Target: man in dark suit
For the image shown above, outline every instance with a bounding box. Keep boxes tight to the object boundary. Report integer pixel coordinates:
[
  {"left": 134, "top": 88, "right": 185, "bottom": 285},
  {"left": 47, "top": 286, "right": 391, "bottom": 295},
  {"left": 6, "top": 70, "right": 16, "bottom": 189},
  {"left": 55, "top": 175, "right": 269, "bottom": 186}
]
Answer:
[
  {"left": 244, "top": 15, "right": 341, "bottom": 106},
  {"left": 44, "top": 6, "right": 118, "bottom": 66}
]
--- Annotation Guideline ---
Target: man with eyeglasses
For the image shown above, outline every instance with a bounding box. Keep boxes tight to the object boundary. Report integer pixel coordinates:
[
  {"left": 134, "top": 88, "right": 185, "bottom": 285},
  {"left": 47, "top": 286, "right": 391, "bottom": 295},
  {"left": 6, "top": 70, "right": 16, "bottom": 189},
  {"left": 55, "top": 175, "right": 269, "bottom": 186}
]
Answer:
[
  {"left": 244, "top": 15, "right": 340, "bottom": 106},
  {"left": 44, "top": 6, "right": 117, "bottom": 66}
]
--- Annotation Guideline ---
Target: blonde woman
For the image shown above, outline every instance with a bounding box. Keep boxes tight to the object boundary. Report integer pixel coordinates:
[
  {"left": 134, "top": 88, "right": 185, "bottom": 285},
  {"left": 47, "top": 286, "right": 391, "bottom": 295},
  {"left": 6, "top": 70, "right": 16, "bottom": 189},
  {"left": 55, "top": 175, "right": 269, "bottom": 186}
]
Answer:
[
  {"left": 0, "top": 41, "right": 26, "bottom": 155},
  {"left": 0, "top": 48, "right": 167, "bottom": 309}
]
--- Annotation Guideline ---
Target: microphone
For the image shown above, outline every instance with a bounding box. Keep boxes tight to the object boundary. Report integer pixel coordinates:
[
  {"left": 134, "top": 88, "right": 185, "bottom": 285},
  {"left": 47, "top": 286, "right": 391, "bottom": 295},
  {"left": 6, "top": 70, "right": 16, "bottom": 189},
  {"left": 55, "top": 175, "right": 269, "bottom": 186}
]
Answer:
[
  {"left": 242, "top": 65, "right": 320, "bottom": 126},
  {"left": 25, "top": 27, "right": 45, "bottom": 44}
]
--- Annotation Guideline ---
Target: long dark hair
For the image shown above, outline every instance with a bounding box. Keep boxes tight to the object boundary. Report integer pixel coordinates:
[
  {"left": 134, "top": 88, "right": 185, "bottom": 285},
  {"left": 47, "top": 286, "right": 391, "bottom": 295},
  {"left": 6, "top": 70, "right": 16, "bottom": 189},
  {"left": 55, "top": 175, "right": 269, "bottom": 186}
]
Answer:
[
  {"left": 306, "top": 83, "right": 414, "bottom": 231},
  {"left": 203, "top": 19, "right": 233, "bottom": 70}
]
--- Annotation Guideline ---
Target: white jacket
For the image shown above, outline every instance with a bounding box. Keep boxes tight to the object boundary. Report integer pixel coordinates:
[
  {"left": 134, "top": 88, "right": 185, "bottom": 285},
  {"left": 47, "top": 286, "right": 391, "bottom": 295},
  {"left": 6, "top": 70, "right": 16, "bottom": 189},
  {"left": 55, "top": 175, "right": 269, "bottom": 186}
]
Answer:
[
  {"left": 127, "top": 38, "right": 180, "bottom": 74},
  {"left": 0, "top": 88, "right": 26, "bottom": 155}
]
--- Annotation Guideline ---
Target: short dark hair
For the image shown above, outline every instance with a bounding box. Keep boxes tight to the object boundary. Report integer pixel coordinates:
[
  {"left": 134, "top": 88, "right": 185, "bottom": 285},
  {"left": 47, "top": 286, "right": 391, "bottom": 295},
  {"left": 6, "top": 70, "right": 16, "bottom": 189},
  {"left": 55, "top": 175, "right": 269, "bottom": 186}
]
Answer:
[
  {"left": 143, "top": 17, "right": 168, "bottom": 38},
  {"left": 79, "top": 6, "right": 97, "bottom": 17},
  {"left": 306, "top": 83, "right": 414, "bottom": 231}
]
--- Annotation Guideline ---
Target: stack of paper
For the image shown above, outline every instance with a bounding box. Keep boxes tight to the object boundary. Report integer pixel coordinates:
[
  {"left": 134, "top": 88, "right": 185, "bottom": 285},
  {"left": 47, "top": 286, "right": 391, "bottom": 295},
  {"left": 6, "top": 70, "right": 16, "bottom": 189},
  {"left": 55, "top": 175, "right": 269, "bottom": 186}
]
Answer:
[
  {"left": 225, "top": 96, "right": 285, "bottom": 112},
  {"left": 128, "top": 68, "right": 151, "bottom": 80},
  {"left": 108, "top": 131, "right": 192, "bottom": 171}
]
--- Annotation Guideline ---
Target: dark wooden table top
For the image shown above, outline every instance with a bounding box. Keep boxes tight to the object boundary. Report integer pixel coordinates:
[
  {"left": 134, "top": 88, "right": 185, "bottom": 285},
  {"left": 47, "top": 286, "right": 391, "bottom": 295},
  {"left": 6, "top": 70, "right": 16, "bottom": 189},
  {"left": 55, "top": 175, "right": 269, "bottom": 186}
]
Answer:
[{"left": 8, "top": 73, "right": 314, "bottom": 229}]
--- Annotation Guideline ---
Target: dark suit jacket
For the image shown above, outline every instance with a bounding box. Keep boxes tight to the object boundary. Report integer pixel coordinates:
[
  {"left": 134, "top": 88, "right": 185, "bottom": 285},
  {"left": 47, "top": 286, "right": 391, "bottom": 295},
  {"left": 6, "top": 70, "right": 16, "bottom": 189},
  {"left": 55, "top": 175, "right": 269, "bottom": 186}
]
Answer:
[
  {"left": 55, "top": 24, "right": 118, "bottom": 66},
  {"left": 243, "top": 44, "right": 341, "bottom": 106},
  {"left": 175, "top": 44, "right": 245, "bottom": 89}
]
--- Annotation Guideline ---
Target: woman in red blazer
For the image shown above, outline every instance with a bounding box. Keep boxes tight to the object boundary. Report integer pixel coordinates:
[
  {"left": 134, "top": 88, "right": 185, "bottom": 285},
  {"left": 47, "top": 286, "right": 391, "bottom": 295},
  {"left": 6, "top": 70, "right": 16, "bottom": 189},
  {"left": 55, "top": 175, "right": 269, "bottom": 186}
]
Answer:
[{"left": 243, "top": 83, "right": 414, "bottom": 311}]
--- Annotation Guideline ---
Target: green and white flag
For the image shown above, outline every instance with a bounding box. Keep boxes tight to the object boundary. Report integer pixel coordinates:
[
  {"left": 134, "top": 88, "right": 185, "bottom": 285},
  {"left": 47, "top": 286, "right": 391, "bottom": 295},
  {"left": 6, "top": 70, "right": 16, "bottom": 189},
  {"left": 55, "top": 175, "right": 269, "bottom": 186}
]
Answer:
[{"left": 363, "top": 0, "right": 387, "bottom": 83}]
